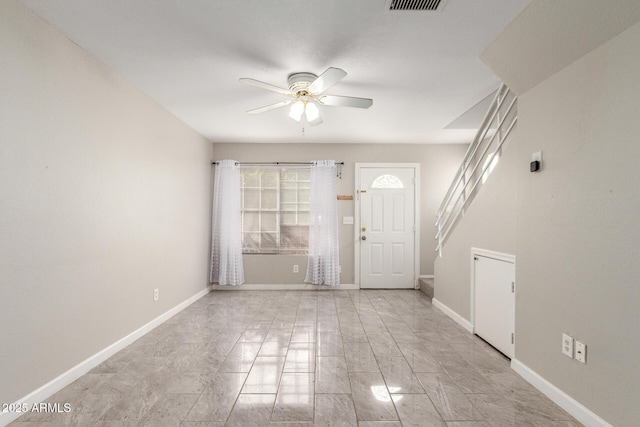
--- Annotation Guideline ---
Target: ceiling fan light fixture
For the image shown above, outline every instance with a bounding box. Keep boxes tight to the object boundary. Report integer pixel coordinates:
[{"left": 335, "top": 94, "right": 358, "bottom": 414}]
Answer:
[
  {"left": 288, "top": 100, "right": 305, "bottom": 122},
  {"left": 305, "top": 102, "right": 319, "bottom": 121},
  {"left": 306, "top": 103, "right": 323, "bottom": 126}
]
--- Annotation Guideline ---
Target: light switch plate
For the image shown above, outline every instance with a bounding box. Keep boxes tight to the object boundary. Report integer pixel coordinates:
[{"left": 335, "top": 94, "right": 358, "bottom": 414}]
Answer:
[
  {"left": 575, "top": 341, "right": 586, "bottom": 363},
  {"left": 343, "top": 216, "right": 354, "bottom": 225}
]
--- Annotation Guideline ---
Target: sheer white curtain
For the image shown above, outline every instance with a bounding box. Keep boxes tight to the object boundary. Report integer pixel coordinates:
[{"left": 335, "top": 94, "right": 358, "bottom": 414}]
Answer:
[
  {"left": 210, "top": 159, "right": 244, "bottom": 285},
  {"left": 305, "top": 160, "right": 340, "bottom": 286}
]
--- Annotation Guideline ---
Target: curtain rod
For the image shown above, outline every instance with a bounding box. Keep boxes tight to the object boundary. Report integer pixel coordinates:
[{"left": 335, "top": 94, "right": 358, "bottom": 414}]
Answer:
[{"left": 211, "top": 161, "right": 344, "bottom": 166}]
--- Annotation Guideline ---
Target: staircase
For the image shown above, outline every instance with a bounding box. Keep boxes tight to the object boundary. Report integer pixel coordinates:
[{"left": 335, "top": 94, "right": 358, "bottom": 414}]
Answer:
[{"left": 435, "top": 83, "right": 518, "bottom": 256}]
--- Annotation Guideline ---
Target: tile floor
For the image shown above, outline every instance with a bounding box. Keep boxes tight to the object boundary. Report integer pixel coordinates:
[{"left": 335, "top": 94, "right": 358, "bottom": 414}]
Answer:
[{"left": 9, "top": 289, "right": 582, "bottom": 426}]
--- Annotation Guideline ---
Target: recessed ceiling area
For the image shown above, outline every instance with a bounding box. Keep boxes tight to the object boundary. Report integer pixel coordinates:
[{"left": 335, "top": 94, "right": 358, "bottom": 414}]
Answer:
[{"left": 20, "top": 0, "right": 531, "bottom": 144}]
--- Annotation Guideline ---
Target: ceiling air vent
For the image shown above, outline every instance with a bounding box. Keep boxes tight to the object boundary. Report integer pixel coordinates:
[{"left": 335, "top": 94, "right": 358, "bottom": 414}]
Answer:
[{"left": 387, "top": 0, "right": 448, "bottom": 11}]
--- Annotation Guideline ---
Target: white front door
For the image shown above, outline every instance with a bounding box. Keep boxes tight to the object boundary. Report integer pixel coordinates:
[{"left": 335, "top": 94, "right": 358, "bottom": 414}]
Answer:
[
  {"left": 473, "top": 251, "right": 515, "bottom": 358},
  {"left": 358, "top": 166, "right": 416, "bottom": 289}
]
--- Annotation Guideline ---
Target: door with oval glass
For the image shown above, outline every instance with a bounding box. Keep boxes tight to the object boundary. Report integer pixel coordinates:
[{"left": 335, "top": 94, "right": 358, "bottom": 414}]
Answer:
[{"left": 358, "top": 165, "right": 417, "bottom": 289}]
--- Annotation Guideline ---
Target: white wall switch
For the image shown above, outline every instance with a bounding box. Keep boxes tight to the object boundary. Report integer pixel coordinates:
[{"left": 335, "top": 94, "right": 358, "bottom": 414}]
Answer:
[
  {"left": 575, "top": 340, "right": 587, "bottom": 363},
  {"left": 293, "top": 265, "right": 299, "bottom": 273},
  {"left": 562, "top": 333, "right": 574, "bottom": 358},
  {"left": 343, "top": 216, "right": 354, "bottom": 225},
  {"left": 153, "top": 288, "right": 159, "bottom": 302}
]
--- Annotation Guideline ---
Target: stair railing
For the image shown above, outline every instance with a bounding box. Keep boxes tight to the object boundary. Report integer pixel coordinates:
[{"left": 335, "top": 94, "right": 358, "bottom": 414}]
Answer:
[{"left": 435, "top": 83, "right": 518, "bottom": 256}]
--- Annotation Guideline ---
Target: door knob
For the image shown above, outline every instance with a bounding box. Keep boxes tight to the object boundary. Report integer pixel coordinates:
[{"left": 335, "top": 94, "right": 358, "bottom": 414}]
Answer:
[
  {"left": 361, "top": 227, "right": 366, "bottom": 232},
  {"left": 361, "top": 236, "right": 367, "bottom": 240}
]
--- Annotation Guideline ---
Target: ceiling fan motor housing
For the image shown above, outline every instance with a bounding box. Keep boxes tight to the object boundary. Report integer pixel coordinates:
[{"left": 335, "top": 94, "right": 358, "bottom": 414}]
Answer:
[{"left": 287, "top": 72, "right": 318, "bottom": 94}]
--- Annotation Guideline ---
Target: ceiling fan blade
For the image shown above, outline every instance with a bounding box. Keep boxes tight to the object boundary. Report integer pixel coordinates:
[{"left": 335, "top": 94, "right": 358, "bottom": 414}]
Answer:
[
  {"left": 246, "top": 100, "right": 293, "bottom": 115},
  {"left": 308, "top": 67, "right": 347, "bottom": 95},
  {"left": 239, "top": 78, "right": 291, "bottom": 96},
  {"left": 319, "top": 95, "right": 373, "bottom": 109}
]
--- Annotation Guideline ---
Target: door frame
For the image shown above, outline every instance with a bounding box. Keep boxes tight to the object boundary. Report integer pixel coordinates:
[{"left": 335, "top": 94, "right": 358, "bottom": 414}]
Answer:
[
  {"left": 470, "top": 247, "right": 516, "bottom": 356},
  {"left": 354, "top": 163, "right": 421, "bottom": 289}
]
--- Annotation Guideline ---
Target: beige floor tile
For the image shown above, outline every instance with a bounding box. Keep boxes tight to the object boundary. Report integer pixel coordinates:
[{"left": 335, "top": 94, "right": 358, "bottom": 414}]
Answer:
[
  {"left": 314, "top": 394, "right": 358, "bottom": 427},
  {"left": 242, "top": 356, "right": 285, "bottom": 394},
  {"left": 416, "top": 372, "right": 482, "bottom": 421},
  {"left": 315, "top": 356, "right": 351, "bottom": 393},
  {"left": 343, "top": 342, "right": 380, "bottom": 373},
  {"left": 9, "top": 290, "right": 583, "bottom": 427},
  {"left": 316, "top": 331, "right": 344, "bottom": 356},
  {"left": 357, "top": 422, "right": 402, "bottom": 427},
  {"left": 377, "top": 356, "right": 424, "bottom": 394},
  {"left": 391, "top": 393, "right": 446, "bottom": 426},
  {"left": 284, "top": 342, "right": 316, "bottom": 373},
  {"left": 226, "top": 393, "right": 276, "bottom": 427},
  {"left": 218, "top": 342, "right": 262, "bottom": 373},
  {"left": 349, "top": 372, "right": 399, "bottom": 421},
  {"left": 271, "top": 373, "right": 315, "bottom": 422}
]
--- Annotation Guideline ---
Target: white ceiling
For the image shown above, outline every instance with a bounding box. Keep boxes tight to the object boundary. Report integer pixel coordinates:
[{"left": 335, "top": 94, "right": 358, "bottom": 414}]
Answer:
[{"left": 21, "top": 0, "right": 531, "bottom": 144}]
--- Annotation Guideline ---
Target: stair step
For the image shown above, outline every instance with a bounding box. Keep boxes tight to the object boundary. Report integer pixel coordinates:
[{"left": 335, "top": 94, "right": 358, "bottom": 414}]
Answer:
[{"left": 418, "top": 277, "right": 434, "bottom": 299}]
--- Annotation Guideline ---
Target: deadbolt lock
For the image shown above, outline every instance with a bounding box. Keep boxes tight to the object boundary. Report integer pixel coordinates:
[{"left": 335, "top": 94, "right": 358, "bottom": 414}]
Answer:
[{"left": 361, "top": 227, "right": 366, "bottom": 232}]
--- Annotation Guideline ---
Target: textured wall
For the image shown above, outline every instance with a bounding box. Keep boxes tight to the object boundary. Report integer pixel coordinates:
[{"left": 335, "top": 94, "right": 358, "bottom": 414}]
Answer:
[{"left": 0, "top": 0, "right": 212, "bottom": 405}]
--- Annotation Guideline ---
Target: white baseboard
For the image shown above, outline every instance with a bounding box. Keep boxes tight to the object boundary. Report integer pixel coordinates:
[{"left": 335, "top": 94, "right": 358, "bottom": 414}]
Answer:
[
  {"left": 432, "top": 298, "right": 474, "bottom": 333},
  {"left": 210, "top": 283, "right": 358, "bottom": 291},
  {"left": 419, "top": 275, "right": 434, "bottom": 279},
  {"left": 426, "top": 297, "right": 611, "bottom": 427},
  {"left": 0, "top": 287, "right": 210, "bottom": 427},
  {"left": 511, "top": 359, "right": 612, "bottom": 427}
]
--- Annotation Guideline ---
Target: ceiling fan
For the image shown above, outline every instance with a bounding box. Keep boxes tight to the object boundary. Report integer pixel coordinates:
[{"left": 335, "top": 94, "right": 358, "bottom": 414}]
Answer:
[{"left": 240, "top": 67, "right": 373, "bottom": 126}]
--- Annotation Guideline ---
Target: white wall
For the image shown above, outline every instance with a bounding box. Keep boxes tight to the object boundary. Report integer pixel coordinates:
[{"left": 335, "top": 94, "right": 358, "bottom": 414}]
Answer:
[
  {"left": 213, "top": 143, "right": 468, "bottom": 284},
  {"left": 0, "top": 0, "right": 212, "bottom": 406},
  {"left": 434, "top": 19, "right": 640, "bottom": 426}
]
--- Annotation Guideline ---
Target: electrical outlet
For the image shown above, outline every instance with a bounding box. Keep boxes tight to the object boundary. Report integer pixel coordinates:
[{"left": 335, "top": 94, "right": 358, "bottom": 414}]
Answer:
[
  {"left": 153, "top": 288, "right": 159, "bottom": 302},
  {"left": 575, "top": 341, "right": 587, "bottom": 363},
  {"left": 293, "top": 265, "right": 299, "bottom": 273},
  {"left": 562, "top": 334, "right": 574, "bottom": 358}
]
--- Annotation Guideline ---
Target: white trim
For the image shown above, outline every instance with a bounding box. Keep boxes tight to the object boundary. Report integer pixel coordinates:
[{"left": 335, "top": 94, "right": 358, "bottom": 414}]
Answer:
[
  {"left": 354, "top": 163, "right": 420, "bottom": 289},
  {"left": 470, "top": 247, "right": 515, "bottom": 264},
  {"left": 210, "top": 283, "right": 358, "bottom": 291},
  {"left": 511, "top": 359, "right": 612, "bottom": 427},
  {"left": 414, "top": 166, "right": 421, "bottom": 290},
  {"left": 0, "top": 287, "right": 210, "bottom": 427},
  {"left": 432, "top": 298, "right": 473, "bottom": 333}
]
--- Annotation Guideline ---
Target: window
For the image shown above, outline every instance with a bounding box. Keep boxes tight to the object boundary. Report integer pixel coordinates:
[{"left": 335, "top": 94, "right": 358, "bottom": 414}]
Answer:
[
  {"left": 371, "top": 174, "right": 404, "bottom": 189},
  {"left": 240, "top": 167, "right": 310, "bottom": 254}
]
